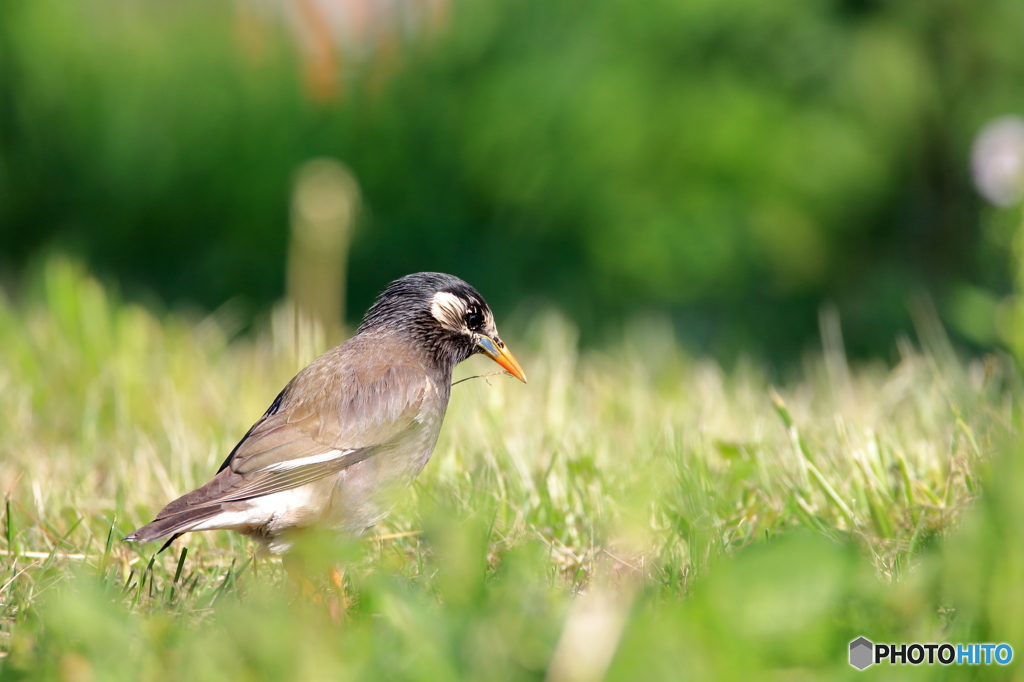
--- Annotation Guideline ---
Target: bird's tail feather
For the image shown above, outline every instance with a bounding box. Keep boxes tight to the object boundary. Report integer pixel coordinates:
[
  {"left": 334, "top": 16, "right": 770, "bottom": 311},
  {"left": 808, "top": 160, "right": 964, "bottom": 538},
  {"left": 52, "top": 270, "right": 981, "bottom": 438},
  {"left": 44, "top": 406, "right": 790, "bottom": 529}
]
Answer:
[{"left": 125, "top": 507, "right": 221, "bottom": 544}]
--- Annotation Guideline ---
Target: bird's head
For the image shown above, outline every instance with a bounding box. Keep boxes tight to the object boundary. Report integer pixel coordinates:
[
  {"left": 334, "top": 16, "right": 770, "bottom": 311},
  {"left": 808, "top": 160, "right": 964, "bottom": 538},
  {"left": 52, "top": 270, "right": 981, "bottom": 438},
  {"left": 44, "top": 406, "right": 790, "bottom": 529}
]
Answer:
[{"left": 358, "top": 272, "right": 527, "bottom": 383}]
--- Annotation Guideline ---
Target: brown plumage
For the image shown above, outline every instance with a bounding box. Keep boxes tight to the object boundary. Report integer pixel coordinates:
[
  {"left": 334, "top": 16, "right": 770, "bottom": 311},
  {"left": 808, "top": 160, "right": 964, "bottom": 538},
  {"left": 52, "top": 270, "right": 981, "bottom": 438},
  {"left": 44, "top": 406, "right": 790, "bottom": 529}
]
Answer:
[{"left": 126, "top": 273, "right": 526, "bottom": 554}]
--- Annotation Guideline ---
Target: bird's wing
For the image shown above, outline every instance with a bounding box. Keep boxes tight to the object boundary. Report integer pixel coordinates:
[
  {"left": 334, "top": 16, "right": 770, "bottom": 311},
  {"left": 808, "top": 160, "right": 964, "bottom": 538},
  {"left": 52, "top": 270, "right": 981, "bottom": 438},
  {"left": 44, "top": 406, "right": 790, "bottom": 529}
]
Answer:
[
  {"left": 152, "top": 361, "right": 430, "bottom": 517},
  {"left": 233, "top": 359, "right": 431, "bottom": 471}
]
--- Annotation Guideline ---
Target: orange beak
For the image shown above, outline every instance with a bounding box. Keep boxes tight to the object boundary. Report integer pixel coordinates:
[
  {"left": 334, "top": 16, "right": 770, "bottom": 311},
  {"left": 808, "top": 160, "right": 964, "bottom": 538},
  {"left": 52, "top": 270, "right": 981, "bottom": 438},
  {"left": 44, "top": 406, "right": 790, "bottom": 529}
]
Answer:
[{"left": 476, "top": 335, "right": 527, "bottom": 383}]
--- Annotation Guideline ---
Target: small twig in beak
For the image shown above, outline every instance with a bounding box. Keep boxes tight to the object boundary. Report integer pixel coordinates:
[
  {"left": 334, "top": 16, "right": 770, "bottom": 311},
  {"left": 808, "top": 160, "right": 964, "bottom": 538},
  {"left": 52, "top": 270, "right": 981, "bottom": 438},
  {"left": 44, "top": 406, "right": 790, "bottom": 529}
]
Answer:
[{"left": 452, "top": 371, "right": 511, "bottom": 387}]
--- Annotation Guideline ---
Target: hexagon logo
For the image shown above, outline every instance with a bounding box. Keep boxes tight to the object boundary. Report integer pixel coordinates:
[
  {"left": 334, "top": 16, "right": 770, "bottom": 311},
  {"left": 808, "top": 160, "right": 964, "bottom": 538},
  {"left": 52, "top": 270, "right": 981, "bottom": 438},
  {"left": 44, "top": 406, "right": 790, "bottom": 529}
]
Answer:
[{"left": 850, "top": 637, "right": 874, "bottom": 670}]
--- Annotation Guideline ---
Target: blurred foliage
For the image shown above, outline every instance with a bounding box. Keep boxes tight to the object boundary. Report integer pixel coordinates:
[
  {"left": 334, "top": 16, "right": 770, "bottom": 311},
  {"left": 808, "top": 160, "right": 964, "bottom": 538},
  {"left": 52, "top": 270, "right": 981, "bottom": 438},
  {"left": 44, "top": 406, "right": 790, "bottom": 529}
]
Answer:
[{"left": 2, "top": 0, "right": 1024, "bottom": 360}]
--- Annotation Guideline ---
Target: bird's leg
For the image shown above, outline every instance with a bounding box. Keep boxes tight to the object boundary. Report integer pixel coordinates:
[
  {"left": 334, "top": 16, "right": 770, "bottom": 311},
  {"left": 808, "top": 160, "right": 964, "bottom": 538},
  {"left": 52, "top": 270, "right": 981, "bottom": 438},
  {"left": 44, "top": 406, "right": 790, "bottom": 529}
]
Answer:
[
  {"left": 282, "top": 552, "right": 318, "bottom": 600},
  {"left": 327, "top": 566, "right": 346, "bottom": 624},
  {"left": 282, "top": 552, "right": 348, "bottom": 623},
  {"left": 329, "top": 565, "right": 345, "bottom": 589}
]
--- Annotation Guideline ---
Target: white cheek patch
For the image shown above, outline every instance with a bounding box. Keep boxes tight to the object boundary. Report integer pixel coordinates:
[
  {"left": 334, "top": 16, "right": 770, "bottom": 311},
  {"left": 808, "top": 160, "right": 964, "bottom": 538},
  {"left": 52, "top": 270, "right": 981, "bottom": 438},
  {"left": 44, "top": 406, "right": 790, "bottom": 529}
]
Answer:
[{"left": 430, "top": 291, "right": 467, "bottom": 330}]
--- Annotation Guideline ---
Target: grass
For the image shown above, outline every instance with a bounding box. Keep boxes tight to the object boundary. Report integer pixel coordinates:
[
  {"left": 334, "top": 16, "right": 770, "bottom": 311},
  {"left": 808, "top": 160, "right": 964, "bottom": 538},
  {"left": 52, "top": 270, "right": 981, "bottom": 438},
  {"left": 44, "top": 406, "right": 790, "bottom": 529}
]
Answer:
[{"left": 0, "top": 257, "right": 1021, "bottom": 680}]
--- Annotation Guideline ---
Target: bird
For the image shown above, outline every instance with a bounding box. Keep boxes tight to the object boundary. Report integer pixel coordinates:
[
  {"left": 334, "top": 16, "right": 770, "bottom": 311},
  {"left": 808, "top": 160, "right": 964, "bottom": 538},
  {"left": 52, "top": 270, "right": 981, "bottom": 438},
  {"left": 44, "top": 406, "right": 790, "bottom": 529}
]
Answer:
[{"left": 126, "top": 272, "right": 526, "bottom": 554}]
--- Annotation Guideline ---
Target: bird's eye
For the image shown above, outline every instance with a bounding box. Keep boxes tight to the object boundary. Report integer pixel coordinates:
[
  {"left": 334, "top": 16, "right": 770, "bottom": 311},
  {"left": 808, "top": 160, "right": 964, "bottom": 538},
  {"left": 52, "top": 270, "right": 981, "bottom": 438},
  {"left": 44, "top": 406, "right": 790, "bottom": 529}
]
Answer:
[{"left": 466, "top": 310, "right": 484, "bottom": 329}]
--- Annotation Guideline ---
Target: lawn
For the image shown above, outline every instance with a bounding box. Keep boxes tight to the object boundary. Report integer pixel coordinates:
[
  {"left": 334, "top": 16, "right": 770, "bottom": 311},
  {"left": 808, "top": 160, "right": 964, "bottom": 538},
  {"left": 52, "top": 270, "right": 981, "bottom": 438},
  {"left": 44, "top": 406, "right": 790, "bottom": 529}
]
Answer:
[{"left": 0, "top": 258, "right": 1020, "bottom": 680}]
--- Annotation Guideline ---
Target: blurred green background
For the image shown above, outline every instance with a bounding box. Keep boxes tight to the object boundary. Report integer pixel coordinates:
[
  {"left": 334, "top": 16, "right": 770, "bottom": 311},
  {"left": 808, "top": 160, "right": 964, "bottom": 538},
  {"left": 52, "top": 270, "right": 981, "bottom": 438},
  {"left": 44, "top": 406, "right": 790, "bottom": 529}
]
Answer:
[
  {"left": 5, "top": 3, "right": 1024, "bottom": 676},
  {"left": 2, "top": 0, "right": 1024, "bottom": 359}
]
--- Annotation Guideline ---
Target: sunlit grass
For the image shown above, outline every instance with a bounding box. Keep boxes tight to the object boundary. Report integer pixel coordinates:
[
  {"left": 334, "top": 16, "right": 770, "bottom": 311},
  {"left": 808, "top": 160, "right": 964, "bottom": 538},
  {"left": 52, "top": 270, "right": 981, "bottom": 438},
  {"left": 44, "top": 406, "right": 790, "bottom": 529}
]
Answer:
[{"left": 0, "top": 258, "right": 1019, "bottom": 680}]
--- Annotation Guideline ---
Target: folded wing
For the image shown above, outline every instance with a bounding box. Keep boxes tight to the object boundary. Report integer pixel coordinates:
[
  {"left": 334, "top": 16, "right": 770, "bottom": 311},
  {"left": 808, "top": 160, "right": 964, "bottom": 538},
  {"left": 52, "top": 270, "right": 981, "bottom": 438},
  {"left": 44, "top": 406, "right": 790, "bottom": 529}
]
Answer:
[{"left": 126, "top": 360, "right": 429, "bottom": 543}]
